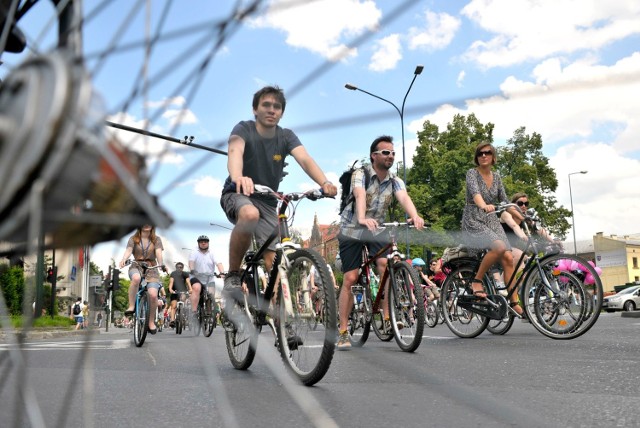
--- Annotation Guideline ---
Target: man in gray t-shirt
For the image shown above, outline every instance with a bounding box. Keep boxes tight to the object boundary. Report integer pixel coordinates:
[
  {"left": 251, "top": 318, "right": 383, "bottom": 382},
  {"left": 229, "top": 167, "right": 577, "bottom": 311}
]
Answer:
[{"left": 220, "top": 85, "right": 337, "bottom": 302}]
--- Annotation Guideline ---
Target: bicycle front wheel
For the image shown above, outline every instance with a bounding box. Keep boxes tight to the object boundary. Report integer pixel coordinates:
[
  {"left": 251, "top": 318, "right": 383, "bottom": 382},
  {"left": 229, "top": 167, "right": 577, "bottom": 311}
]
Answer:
[
  {"left": 371, "top": 309, "right": 394, "bottom": 341},
  {"left": 440, "top": 265, "right": 489, "bottom": 338},
  {"left": 522, "top": 254, "right": 603, "bottom": 340},
  {"left": 224, "top": 299, "right": 259, "bottom": 370},
  {"left": 277, "top": 249, "right": 337, "bottom": 386},
  {"left": 203, "top": 295, "right": 215, "bottom": 337},
  {"left": 133, "top": 292, "right": 149, "bottom": 347},
  {"left": 349, "top": 278, "right": 372, "bottom": 347},
  {"left": 388, "top": 261, "right": 424, "bottom": 352},
  {"left": 486, "top": 313, "right": 514, "bottom": 335},
  {"left": 425, "top": 300, "right": 438, "bottom": 328}
]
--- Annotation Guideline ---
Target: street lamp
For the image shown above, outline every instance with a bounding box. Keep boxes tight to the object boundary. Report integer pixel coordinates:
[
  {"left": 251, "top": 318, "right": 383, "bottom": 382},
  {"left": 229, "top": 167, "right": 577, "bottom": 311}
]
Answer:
[
  {"left": 568, "top": 170, "right": 588, "bottom": 255},
  {"left": 345, "top": 65, "right": 424, "bottom": 257}
]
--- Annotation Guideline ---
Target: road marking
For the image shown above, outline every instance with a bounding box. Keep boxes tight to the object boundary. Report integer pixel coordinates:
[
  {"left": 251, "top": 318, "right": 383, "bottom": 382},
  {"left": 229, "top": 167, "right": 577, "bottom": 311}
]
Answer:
[{"left": 0, "top": 339, "right": 130, "bottom": 351}]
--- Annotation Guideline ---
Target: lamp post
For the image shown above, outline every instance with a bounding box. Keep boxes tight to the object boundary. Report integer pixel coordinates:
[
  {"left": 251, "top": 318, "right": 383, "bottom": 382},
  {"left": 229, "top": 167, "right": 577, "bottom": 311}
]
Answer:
[
  {"left": 345, "top": 65, "right": 423, "bottom": 257},
  {"left": 568, "top": 170, "right": 587, "bottom": 255}
]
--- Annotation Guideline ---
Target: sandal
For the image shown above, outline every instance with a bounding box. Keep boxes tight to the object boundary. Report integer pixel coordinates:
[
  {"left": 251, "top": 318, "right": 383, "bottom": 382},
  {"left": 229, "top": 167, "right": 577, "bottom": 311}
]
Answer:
[
  {"left": 470, "top": 278, "right": 487, "bottom": 299},
  {"left": 509, "top": 301, "right": 524, "bottom": 317}
]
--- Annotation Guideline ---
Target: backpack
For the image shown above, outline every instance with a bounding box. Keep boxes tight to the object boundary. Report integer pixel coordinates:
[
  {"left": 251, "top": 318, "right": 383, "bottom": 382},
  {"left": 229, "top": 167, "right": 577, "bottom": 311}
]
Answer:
[
  {"left": 72, "top": 303, "right": 81, "bottom": 315},
  {"left": 338, "top": 161, "right": 371, "bottom": 215}
]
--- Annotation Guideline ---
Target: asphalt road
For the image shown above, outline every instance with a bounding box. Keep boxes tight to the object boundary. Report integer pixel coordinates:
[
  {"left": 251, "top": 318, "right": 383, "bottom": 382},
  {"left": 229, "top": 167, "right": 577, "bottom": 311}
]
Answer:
[{"left": 1, "top": 312, "right": 638, "bottom": 428}]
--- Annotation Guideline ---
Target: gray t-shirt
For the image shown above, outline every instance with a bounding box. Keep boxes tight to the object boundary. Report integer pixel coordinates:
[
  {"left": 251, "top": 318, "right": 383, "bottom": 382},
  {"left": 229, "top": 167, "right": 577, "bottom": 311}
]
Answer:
[{"left": 222, "top": 120, "right": 301, "bottom": 199}]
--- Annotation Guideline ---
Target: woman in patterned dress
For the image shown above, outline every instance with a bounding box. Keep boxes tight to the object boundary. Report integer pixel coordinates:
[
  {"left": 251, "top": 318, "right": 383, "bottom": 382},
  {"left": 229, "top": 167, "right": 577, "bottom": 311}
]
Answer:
[{"left": 461, "top": 142, "right": 524, "bottom": 316}]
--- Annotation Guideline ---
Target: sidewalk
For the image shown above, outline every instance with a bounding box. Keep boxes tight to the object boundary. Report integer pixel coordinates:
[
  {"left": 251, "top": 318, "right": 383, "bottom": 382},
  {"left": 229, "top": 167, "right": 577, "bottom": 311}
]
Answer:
[{"left": 0, "top": 325, "right": 131, "bottom": 341}]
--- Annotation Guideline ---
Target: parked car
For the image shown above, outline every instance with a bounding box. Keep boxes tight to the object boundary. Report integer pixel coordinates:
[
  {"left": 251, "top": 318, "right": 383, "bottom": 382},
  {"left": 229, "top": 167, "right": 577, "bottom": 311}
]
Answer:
[{"left": 603, "top": 285, "right": 640, "bottom": 312}]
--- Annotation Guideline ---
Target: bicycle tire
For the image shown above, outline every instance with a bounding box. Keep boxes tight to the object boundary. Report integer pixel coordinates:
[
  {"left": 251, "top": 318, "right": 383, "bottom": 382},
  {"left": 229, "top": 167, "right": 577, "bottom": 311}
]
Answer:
[
  {"left": 133, "top": 292, "right": 149, "bottom": 347},
  {"left": 440, "top": 265, "right": 489, "bottom": 338},
  {"left": 224, "top": 300, "right": 259, "bottom": 370},
  {"left": 203, "top": 295, "right": 215, "bottom": 337},
  {"left": 175, "top": 306, "right": 182, "bottom": 335},
  {"left": 522, "top": 254, "right": 602, "bottom": 339},
  {"left": 425, "top": 300, "right": 438, "bottom": 328},
  {"left": 486, "top": 313, "right": 514, "bottom": 335},
  {"left": 276, "top": 248, "right": 336, "bottom": 386},
  {"left": 193, "top": 305, "right": 202, "bottom": 336},
  {"left": 371, "top": 310, "right": 394, "bottom": 341},
  {"left": 349, "top": 275, "right": 372, "bottom": 347},
  {"left": 388, "top": 261, "right": 424, "bottom": 352}
]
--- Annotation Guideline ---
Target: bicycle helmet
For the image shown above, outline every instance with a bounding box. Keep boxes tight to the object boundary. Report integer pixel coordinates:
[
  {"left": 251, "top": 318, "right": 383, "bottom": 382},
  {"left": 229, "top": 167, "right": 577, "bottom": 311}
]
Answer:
[
  {"left": 412, "top": 257, "right": 426, "bottom": 266},
  {"left": 197, "top": 235, "right": 209, "bottom": 242}
]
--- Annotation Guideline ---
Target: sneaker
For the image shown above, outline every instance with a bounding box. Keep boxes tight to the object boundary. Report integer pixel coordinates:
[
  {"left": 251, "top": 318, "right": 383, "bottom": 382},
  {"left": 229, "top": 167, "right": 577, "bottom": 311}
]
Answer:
[
  {"left": 223, "top": 271, "right": 243, "bottom": 304},
  {"left": 336, "top": 330, "right": 351, "bottom": 350},
  {"left": 286, "top": 325, "right": 303, "bottom": 350},
  {"left": 169, "top": 321, "right": 175, "bottom": 328},
  {"left": 396, "top": 320, "right": 404, "bottom": 330}
]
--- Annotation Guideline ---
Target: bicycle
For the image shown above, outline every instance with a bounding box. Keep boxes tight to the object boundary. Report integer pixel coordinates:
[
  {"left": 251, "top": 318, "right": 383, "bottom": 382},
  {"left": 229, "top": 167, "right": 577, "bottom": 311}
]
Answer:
[
  {"left": 440, "top": 203, "right": 603, "bottom": 340},
  {"left": 424, "top": 285, "right": 444, "bottom": 328},
  {"left": 221, "top": 185, "right": 337, "bottom": 386},
  {"left": 174, "top": 291, "right": 190, "bottom": 335},
  {"left": 123, "top": 260, "right": 165, "bottom": 347},
  {"left": 346, "top": 222, "right": 425, "bottom": 352},
  {"left": 191, "top": 272, "right": 223, "bottom": 337}
]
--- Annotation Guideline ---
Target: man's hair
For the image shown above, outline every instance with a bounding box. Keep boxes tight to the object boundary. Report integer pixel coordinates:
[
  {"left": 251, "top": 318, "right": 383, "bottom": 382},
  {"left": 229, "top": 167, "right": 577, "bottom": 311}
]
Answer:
[
  {"left": 175, "top": 262, "right": 184, "bottom": 268},
  {"left": 511, "top": 192, "right": 528, "bottom": 203},
  {"left": 252, "top": 86, "right": 286, "bottom": 113},
  {"left": 369, "top": 135, "right": 394, "bottom": 163}
]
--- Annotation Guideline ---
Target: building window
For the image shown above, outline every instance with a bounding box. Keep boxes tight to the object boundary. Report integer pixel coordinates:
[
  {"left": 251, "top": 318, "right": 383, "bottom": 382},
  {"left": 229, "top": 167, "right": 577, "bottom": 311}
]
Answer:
[
  {"left": 636, "top": 276, "right": 640, "bottom": 282},
  {"left": 634, "top": 257, "right": 639, "bottom": 269}
]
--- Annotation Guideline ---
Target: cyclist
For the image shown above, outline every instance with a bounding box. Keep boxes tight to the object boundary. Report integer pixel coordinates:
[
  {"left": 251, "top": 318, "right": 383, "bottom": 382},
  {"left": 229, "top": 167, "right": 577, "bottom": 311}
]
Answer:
[
  {"left": 219, "top": 85, "right": 337, "bottom": 305},
  {"left": 461, "top": 143, "right": 524, "bottom": 316},
  {"left": 412, "top": 258, "right": 440, "bottom": 303},
  {"left": 168, "top": 262, "right": 191, "bottom": 328},
  {"left": 118, "top": 224, "right": 168, "bottom": 334},
  {"left": 189, "top": 235, "right": 225, "bottom": 321},
  {"left": 336, "top": 136, "right": 425, "bottom": 349}
]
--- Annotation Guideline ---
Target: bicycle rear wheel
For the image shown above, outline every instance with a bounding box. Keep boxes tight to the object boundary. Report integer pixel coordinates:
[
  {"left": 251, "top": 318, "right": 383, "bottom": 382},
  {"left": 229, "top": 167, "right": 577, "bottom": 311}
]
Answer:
[
  {"left": 133, "top": 292, "right": 149, "bottom": 347},
  {"left": 276, "top": 249, "right": 336, "bottom": 386},
  {"left": 440, "top": 265, "right": 489, "bottom": 338},
  {"left": 175, "top": 306, "right": 183, "bottom": 335},
  {"left": 348, "top": 279, "right": 372, "bottom": 347},
  {"left": 371, "top": 309, "right": 394, "bottom": 341},
  {"left": 388, "top": 261, "right": 424, "bottom": 352},
  {"left": 486, "top": 313, "right": 514, "bottom": 335},
  {"left": 522, "top": 254, "right": 603, "bottom": 340}
]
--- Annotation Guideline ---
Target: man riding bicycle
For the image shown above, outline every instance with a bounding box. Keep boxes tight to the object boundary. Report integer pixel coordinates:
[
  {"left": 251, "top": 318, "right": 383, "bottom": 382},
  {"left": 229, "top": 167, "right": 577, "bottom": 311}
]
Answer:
[{"left": 189, "top": 235, "right": 225, "bottom": 320}]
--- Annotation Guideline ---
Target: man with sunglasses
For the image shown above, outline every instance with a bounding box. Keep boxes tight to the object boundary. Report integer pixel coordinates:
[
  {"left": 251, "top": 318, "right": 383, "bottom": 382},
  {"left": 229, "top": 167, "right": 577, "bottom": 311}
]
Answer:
[
  {"left": 220, "top": 86, "right": 337, "bottom": 306},
  {"left": 336, "top": 135, "right": 425, "bottom": 349}
]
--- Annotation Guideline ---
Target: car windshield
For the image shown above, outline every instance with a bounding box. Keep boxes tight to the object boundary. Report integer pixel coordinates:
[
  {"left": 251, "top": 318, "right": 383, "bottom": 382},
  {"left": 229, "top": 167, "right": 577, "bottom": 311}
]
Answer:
[{"left": 618, "top": 286, "right": 640, "bottom": 295}]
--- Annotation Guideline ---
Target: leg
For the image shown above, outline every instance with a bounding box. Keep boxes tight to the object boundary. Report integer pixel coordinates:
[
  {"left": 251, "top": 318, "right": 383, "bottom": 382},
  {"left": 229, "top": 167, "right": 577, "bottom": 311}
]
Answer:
[
  {"left": 190, "top": 281, "right": 202, "bottom": 314},
  {"left": 147, "top": 287, "right": 159, "bottom": 331},
  {"left": 338, "top": 269, "right": 358, "bottom": 333},
  {"left": 501, "top": 250, "right": 523, "bottom": 316},
  {"left": 228, "top": 204, "right": 260, "bottom": 271},
  {"left": 127, "top": 272, "right": 141, "bottom": 313}
]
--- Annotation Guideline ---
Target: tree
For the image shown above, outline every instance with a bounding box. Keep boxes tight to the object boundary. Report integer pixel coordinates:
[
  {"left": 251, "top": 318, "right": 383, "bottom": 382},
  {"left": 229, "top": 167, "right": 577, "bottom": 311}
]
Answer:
[{"left": 408, "top": 113, "right": 569, "bottom": 243}]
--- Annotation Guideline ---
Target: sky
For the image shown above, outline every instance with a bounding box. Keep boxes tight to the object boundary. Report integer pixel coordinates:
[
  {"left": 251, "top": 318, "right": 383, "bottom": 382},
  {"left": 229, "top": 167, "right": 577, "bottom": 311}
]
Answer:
[{"left": 4, "top": 0, "right": 640, "bottom": 273}]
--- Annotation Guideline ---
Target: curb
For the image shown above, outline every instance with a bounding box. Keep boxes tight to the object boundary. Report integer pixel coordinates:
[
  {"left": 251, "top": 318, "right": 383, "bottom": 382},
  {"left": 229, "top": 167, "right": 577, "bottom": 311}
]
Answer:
[{"left": 621, "top": 311, "right": 640, "bottom": 318}]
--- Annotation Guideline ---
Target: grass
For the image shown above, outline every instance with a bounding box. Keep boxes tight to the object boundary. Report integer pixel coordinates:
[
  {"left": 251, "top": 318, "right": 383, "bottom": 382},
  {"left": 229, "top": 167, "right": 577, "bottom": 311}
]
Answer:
[{"left": 0, "top": 315, "right": 76, "bottom": 329}]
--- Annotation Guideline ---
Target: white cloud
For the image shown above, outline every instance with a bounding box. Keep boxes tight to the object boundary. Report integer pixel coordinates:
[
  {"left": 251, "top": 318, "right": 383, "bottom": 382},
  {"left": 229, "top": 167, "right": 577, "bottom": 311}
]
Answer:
[
  {"left": 408, "top": 9, "right": 460, "bottom": 51},
  {"left": 106, "top": 112, "right": 187, "bottom": 165},
  {"left": 368, "top": 34, "right": 402, "bottom": 72},
  {"left": 145, "top": 96, "right": 186, "bottom": 109},
  {"left": 461, "top": 0, "right": 640, "bottom": 68},
  {"left": 162, "top": 108, "right": 198, "bottom": 127},
  {"left": 182, "top": 175, "right": 225, "bottom": 198},
  {"left": 456, "top": 70, "right": 466, "bottom": 87},
  {"left": 251, "top": 0, "right": 381, "bottom": 61}
]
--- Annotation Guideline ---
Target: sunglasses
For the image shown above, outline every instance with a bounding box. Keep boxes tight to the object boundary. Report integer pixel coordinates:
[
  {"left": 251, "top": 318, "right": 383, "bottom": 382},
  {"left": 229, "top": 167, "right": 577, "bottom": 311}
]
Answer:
[
  {"left": 516, "top": 200, "right": 529, "bottom": 207},
  {"left": 477, "top": 150, "right": 493, "bottom": 157},
  {"left": 373, "top": 149, "right": 396, "bottom": 156}
]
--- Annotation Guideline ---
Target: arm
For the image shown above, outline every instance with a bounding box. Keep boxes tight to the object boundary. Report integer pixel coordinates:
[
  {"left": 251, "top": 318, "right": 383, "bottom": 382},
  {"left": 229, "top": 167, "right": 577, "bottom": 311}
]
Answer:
[
  {"left": 394, "top": 188, "right": 425, "bottom": 230},
  {"left": 168, "top": 276, "right": 175, "bottom": 294},
  {"left": 186, "top": 277, "right": 193, "bottom": 293},
  {"left": 290, "top": 146, "right": 337, "bottom": 196},
  {"left": 155, "top": 246, "right": 166, "bottom": 271},
  {"left": 216, "top": 263, "right": 225, "bottom": 275},
  {"left": 500, "top": 211, "right": 528, "bottom": 240},
  {"left": 119, "top": 246, "right": 133, "bottom": 268},
  {"left": 228, "top": 134, "right": 253, "bottom": 196}
]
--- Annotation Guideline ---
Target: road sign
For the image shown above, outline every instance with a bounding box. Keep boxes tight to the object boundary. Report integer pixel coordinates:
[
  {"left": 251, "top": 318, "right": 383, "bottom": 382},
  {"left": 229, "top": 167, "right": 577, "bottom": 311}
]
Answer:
[{"left": 89, "top": 275, "right": 102, "bottom": 288}]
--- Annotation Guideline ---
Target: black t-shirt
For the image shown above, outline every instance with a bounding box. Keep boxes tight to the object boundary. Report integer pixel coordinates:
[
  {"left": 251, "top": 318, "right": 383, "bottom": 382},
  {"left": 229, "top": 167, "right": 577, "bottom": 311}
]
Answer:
[{"left": 170, "top": 271, "right": 189, "bottom": 293}]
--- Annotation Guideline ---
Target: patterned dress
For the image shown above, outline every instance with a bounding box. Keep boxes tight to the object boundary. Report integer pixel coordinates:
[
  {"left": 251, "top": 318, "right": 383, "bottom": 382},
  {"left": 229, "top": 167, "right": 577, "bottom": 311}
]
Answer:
[{"left": 461, "top": 168, "right": 510, "bottom": 251}]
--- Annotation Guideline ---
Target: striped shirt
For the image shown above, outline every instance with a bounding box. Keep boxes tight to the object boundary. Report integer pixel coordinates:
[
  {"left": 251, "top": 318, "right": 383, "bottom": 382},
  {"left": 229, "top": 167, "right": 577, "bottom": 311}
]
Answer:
[{"left": 339, "top": 164, "right": 405, "bottom": 240}]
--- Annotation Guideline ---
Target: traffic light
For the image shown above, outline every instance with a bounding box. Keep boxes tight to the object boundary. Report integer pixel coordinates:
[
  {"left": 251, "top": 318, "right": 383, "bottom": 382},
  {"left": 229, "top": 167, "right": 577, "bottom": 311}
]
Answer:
[
  {"left": 46, "top": 267, "right": 54, "bottom": 283},
  {"left": 103, "top": 267, "right": 112, "bottom": 291},
  {"left": 111, "top": 268, "right": 120, "bottom": 291}
]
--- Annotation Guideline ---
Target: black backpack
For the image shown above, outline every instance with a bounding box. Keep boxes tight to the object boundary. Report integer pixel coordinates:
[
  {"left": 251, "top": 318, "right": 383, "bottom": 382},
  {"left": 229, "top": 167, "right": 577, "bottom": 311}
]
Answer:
[
  {"left": 72, "top": 303, "right": 81, "bottom": 315},
  {"left": 338, "top": 161, "right": 371, "bottom": 215}
]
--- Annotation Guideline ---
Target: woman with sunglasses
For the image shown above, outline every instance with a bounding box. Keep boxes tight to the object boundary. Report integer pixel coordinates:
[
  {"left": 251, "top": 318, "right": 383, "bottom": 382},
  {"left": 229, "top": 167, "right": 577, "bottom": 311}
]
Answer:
[{"left": 461, "top": 143, "right": 524, "bottom": 315}]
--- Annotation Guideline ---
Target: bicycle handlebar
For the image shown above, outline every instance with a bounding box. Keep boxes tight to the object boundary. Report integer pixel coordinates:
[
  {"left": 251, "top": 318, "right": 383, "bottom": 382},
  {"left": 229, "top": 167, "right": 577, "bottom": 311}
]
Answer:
[
  {"left": 123, "top": 259, "right": 167, "bottom": 272},
  {"left": 253, "top": 184, "right": 333, "bottom": 201}
]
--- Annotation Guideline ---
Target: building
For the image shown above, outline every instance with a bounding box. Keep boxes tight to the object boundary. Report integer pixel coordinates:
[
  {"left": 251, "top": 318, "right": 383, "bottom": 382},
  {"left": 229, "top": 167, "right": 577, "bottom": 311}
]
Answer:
[
  {"left": 304, "top": 214, "right": 339, "bottom": 264},
  {"left": 593, "top": 232, "right": 640, "bottom": 292}
]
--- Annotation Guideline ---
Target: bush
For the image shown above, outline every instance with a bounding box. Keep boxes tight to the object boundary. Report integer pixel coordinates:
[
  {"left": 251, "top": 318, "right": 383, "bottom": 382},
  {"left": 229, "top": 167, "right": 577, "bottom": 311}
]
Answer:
[{"left": 0, "top": 264, "right": 25, "bottom": 315}]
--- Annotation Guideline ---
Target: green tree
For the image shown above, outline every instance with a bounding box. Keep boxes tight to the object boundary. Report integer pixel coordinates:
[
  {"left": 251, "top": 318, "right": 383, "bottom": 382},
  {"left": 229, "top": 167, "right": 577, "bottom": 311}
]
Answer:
[
  {"left": 0, "top": 264, "right": 25, "bottom": 315},
  {"left": 408, "top": 113, "right": 569, "bottom": 242}
]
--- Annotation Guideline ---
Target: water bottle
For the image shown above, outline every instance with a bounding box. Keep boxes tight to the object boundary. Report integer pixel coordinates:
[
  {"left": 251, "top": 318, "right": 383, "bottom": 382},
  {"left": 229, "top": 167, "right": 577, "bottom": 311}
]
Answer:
[
  {"left": 370, "top": 271, "right": 379, "bottom": 299},
  {"left": 352, "top": 285, "right": 363, "bottom": 310}
]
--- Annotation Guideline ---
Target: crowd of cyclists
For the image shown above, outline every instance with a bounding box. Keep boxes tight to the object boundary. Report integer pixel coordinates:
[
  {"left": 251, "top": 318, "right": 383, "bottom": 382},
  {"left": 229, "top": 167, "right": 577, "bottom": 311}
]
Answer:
[{"left": 111, "top": 87, "right": 572, "bottom": 351}]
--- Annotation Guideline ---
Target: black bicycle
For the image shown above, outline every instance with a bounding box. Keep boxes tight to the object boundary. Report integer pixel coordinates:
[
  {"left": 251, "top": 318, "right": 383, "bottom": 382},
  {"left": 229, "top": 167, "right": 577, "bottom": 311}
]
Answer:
[
  {"left": 192, "top": 272, "right": 222, "bottom": 337},
  {"left": 222, "top": 185, "right": 337, "bottom": 386},
  {"left": 440, "top": 203, "right": 603, "bottom": 340},
  {"left": 123, "top": 260, "right": 165, "bottom": 347}
]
